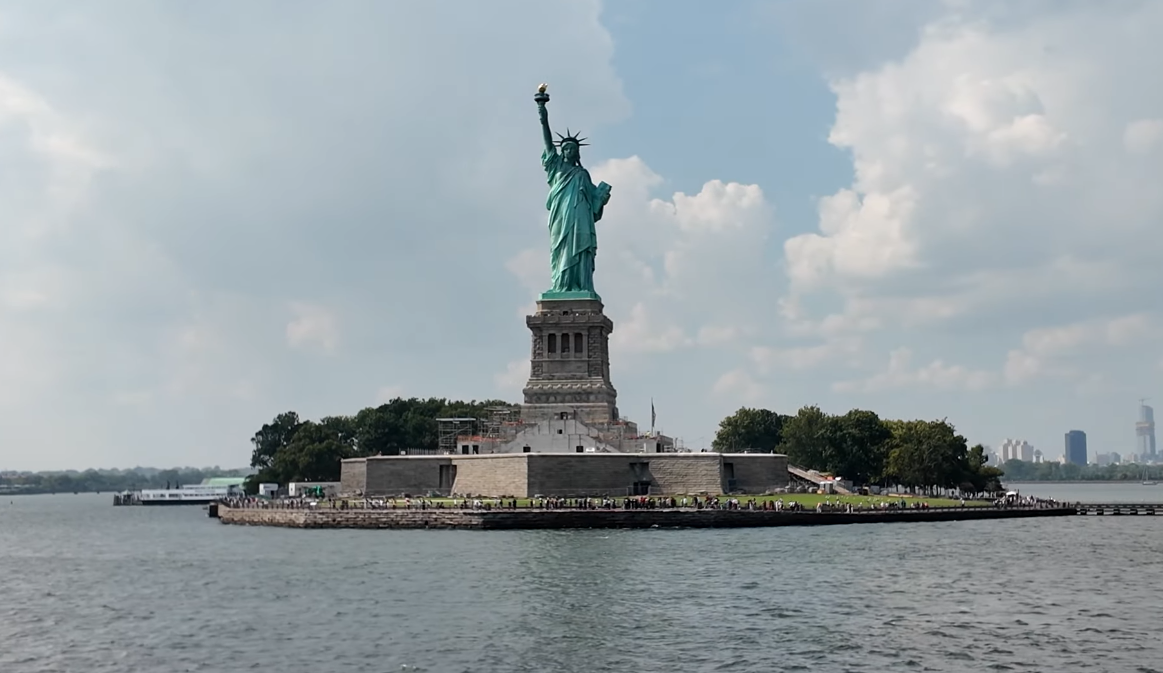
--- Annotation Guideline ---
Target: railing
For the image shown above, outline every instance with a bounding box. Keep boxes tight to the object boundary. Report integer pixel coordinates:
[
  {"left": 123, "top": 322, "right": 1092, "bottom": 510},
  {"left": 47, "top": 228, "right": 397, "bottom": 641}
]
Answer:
[
  {"left": 217, "top": 496, "right": 1062, "bottom": 514},
  {"left": 1073, "top": 502, "right": 1162, "bottom": 514}
]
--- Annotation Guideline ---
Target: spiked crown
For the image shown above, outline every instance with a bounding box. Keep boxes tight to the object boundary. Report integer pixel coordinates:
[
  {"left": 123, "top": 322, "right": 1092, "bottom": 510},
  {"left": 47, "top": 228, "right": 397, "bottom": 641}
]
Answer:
[{"left": 554, "top": 129, "right": 589, "bottom": 147}]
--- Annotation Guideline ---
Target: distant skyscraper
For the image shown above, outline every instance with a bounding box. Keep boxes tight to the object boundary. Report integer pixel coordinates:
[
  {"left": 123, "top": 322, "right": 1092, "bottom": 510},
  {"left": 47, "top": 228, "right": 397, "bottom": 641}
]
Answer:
[
  {"left": 1096, "top": 453, "right": 1118, "bottom": 466},
  {"left": 998, "top": 438, "right": 1034, "bottom": 462},
  {"left": 1136, "top": 402, "right": 1157, "bottom": 461},
  {"left": 1065, "top": 430, "right": 1088, "bottom": 465}
]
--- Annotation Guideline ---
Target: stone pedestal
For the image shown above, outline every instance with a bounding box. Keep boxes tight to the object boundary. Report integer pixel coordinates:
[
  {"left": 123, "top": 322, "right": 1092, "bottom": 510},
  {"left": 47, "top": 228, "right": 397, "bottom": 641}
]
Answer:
[{"left": 522, "top": 298, "right": 619, "bottom": 425}]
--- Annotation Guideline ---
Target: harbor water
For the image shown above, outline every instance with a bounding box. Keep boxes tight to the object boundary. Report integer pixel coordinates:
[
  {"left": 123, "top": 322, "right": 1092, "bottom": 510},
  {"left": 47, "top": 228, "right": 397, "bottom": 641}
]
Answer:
[{"left": 3, "top": 487, "right": 1163, "bottom": 672}]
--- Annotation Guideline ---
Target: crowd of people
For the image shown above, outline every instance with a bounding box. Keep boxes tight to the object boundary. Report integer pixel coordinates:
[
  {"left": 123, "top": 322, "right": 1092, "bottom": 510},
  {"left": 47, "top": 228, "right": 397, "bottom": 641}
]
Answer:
[
  {"left": 995, "top": 492, "right": 1060, "bottom": 508},
  {"left": 218, "top": 493, "right": 996, "bottom": 512}
]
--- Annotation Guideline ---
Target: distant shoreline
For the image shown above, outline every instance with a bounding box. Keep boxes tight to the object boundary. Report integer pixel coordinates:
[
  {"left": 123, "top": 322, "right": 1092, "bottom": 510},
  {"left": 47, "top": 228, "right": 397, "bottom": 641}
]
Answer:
[{"left": 1004, "top": 480, "right": 1156, "bottom": 485}]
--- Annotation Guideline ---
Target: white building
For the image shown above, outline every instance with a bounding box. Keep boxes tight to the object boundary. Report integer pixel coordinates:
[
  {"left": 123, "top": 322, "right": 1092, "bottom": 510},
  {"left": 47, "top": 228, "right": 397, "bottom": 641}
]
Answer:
[
  {"left": 998, "top": 438, "right": 1035, "bottom": 462},
  {"left": 455, "top": 413, "right": 675, "bottom": 456}
]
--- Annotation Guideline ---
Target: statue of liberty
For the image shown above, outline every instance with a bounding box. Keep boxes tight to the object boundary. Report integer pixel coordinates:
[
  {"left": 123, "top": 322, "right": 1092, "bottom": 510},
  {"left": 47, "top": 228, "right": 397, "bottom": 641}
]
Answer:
[{"left": 534, "top": 84, "right": 612, "bottom": 300}]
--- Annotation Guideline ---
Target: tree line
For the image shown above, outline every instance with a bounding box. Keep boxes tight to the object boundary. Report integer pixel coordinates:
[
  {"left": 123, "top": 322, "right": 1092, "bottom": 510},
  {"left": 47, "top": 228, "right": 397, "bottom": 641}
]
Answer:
[
  {"left": 0, "top": 466, "right": 248, "bottom": 495},
  {"left": 712, "top": 406, "right": 1004, "bottom": 494},
  {"left": 246, "top": 397, "right": 517, "bottom": 490},
  {"left": 1001, "top": 460, "right": 1163, "bottom": 482}
]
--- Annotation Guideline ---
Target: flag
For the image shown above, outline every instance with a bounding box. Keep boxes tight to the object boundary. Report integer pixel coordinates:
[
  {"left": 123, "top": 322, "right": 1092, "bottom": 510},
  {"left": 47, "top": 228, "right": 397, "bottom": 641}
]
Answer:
[{"left": 651, "top": 398, "right": 656, "bottom": 431}]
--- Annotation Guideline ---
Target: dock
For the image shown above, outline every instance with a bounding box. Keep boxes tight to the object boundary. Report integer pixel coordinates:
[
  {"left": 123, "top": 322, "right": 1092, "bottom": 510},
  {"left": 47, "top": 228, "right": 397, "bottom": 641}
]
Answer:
[
  {"left": 215, "top": 504, "right": 1076, "bottom": 530},
  {"left": 1074, "top": 503, "right": 1162, "bottom": 515}
]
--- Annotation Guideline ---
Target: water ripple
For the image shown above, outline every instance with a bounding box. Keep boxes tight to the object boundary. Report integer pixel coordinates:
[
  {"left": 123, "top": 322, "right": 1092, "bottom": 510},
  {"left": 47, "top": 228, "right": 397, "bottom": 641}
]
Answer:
[{"left": 3, "top": 494, "right": 1163, "bottom": 672}]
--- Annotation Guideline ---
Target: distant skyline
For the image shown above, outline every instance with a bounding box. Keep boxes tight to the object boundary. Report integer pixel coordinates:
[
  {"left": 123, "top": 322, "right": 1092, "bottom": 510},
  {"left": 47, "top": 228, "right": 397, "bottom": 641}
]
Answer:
[{"left": 2, "top": 1, "right": 1163, "bottom": 470}]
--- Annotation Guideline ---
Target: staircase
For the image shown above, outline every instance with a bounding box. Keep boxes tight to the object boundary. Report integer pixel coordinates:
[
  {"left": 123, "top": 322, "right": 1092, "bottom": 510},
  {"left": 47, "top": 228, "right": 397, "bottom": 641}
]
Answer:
[{"left": 788, "top": 465, "right": 852, "bottom": 495}]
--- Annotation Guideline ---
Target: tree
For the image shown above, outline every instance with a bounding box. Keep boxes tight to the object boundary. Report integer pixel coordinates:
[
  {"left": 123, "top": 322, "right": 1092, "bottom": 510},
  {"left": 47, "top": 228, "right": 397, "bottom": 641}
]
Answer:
[
  {"left": 884, "top": 418, "right": 968, "bottom": 493},
  {"left": 350, "top": 397, "right": 519, "bottom": 455},
  {"left": 959, "top": 444, "right": 1004, "bottom": 494},
  {"left": 711, "top": 407, "right": 787, "bottom": 453},
  {"left": 242, "top": 397, "right": 521, "bottom": 491},
  {"left": 250, "top": 411, "right": 303, "bottom": 470},
  {"left": 778, "top": 405, "right": 834, "bottom": 468},
  {"left": 271, "top": 421, "right": 356, "bottom": 482},
  {"left": 826, "top": 409, "right": 892, "bottom": 486}
]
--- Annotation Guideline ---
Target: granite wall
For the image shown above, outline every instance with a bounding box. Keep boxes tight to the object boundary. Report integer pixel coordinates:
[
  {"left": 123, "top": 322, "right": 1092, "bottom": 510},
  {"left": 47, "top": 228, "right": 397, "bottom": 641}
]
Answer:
[
  {"left": 451, "top": 455, "right": 528, "bottom": 497},
  {"left": 362, "top": 456, "right": 451, "bottom": 496},
  {"left": 341, "top": 453, "right": 789, "bottom": 497},
  {"left": 339, "top": 460, "right": 366, "bottom": 496},
  {"left": 219, "top": 506, "right": 482, "bottom": 529},
  {"left": 218, "top": 505, "right": 1078, "bottom": 530},
  {"left": 725, "top": 454, "right": 790, "bottom": 494},
  {"left": 646, "top": 454, "right": 725, "bottom": 494},
  {"left": 524, "top": 454, "right": 638, "bottom": 497}
]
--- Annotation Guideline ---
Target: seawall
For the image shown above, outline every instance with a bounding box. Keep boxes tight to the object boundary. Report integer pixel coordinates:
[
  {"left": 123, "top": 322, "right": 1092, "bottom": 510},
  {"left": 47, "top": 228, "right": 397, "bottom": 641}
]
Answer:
[{"left": 217, "top": 505, "right": 1076, "bottom": 530}]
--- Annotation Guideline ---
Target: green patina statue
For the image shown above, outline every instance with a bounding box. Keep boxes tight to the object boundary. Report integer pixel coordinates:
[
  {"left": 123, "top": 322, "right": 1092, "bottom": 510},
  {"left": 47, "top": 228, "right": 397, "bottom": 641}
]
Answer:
[{"left": 534, "top": 83, "right": 611, "bottom": 301}]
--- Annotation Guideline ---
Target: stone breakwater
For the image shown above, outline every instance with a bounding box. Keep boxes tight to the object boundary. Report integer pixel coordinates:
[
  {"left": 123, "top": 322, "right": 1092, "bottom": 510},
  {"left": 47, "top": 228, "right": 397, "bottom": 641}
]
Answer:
[{"left": 217, "top": 505, "right": 1076, "bottom": 530}]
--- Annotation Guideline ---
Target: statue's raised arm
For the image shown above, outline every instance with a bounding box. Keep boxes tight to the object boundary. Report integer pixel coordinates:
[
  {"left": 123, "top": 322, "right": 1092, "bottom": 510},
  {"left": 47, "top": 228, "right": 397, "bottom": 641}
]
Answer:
[{"left": 534, "top": 83, "right": 555, "bottom": 155}]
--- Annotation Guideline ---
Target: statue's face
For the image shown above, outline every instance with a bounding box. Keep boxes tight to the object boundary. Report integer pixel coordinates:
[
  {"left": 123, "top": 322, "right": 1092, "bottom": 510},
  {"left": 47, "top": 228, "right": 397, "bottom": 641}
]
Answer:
[{"left": 562, "top": 142, "right": 579, "bottom": 163}]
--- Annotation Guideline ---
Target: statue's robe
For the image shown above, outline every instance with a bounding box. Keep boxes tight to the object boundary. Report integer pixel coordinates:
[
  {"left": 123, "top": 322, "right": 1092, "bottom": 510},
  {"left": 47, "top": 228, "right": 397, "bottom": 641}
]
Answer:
[{"left": 542, "top": 148, "right": 611, "bottom": 294}]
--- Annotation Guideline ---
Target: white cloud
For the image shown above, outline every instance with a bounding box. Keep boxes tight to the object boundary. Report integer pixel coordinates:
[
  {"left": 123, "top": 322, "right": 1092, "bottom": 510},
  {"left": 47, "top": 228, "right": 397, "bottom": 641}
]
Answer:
[
  {"left": 784, "top": 186, "right": 920, "bottom": 290},
  {"left": 834, "top": 348, "right": 996, "bottom": 393},
  {"left": 783, "top": 4, "right": 1163, "bottom": 342},
  {"left": 504, "top": 248, "right": 547, "bottom": 296},
  {"left": 610, "top": 302, "right": 691, "bottom": 355},
  {"left": 1001, "top": 349, "right": 1042, "bottom": 386},
  {"left": 374, "top": 385, "right": 405, "bottom": 405},
  {"left": 286, "top": 302, "right": 340, "bottom": 355},
  {"left": 5, "top": 1, "right": 1162, "bottom": 472},
  {"left": 494, "top": 360, "right": 529, "bottom": 395},
  {"left": 1004, "top": 313, "right": 1163, "bottom": 384},
  {"left": 695, "top": 325, "right": 741, "bottom": 347},
  {"left": 0, "top": 2, "right": 630, "bottom": 469},
  {"left": 711, "top": 369, "right": 766, "bottom": 404},
  {"left": 751, "top": 337, "right": 863, "bottom": 373},
  {"left": 1124, "top": 118, "right": 1163, "bottom": 154}
]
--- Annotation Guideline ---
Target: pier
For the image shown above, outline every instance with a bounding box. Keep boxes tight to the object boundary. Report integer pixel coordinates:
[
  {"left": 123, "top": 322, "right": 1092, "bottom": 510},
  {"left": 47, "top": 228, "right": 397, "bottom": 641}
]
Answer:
[
  {"left": 215, "top": 503, "right": 1076, "bottom": 530},
  {"left": 1074, "top": 503, "right": 1162, "bottom": 515}
]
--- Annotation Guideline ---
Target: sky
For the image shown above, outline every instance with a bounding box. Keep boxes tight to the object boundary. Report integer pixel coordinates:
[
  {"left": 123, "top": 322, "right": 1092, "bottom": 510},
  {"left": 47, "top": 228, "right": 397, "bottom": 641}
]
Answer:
[{"left": 2, "top": 0, "right": 1161, "bottom": 471}]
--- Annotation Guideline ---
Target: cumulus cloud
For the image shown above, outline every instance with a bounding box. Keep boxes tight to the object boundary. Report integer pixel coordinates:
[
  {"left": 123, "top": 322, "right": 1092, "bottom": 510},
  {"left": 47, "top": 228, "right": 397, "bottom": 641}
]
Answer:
[
  {"left": 5, "top": 1, "right": 1161, "bottom": 469},
  {"left": 695, "top": 325, "right": 741, "bottom": 347},
  {"left": 751, "top": 338, "right": 863, "bottom": 373},
  {"left": 785, "top": 4, "right": 1163, "bottom": 334},
  {"left": 834, "top": 348, "right": 997, "bottom": 393},
  {"left": 711, "top": 369, "right": 766, "bottom": 405},
  {"left": 286, "top": 303, "right": 340, "bottom": 355},
  {"left": 494, "top": 360, "right": 529, "bottom": 396},
  {"left": 1003, "top": 313, "right": 1163, "bottom": 384},
  {"left": 1124, "top": 119, "right": 1163, "bottom": 154},
  {"left": 775, "top": 3, "right": 1163, "bottom": 402},
  {"left": 0, "top": 1, "right": 629, "bottom": 469}
]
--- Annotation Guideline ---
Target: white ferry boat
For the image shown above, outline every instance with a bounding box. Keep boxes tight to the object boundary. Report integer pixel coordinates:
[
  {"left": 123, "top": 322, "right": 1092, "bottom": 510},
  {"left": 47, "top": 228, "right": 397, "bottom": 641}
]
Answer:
[
  {"left": 115, "top": 478, "right": 246, "bottom": 506},
  {"left": 136, "top": 484, "right": 242, "bottom": 505}
]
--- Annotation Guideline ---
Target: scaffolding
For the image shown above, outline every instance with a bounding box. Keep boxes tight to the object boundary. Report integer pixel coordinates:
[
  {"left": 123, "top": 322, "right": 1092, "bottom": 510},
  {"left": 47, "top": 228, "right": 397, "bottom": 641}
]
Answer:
[
  {"left": 480, "top": 406, "right": 519, "bottom": 442},
  {"left": 436, "top": 417, "right": 477, "bottom": 455}
]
